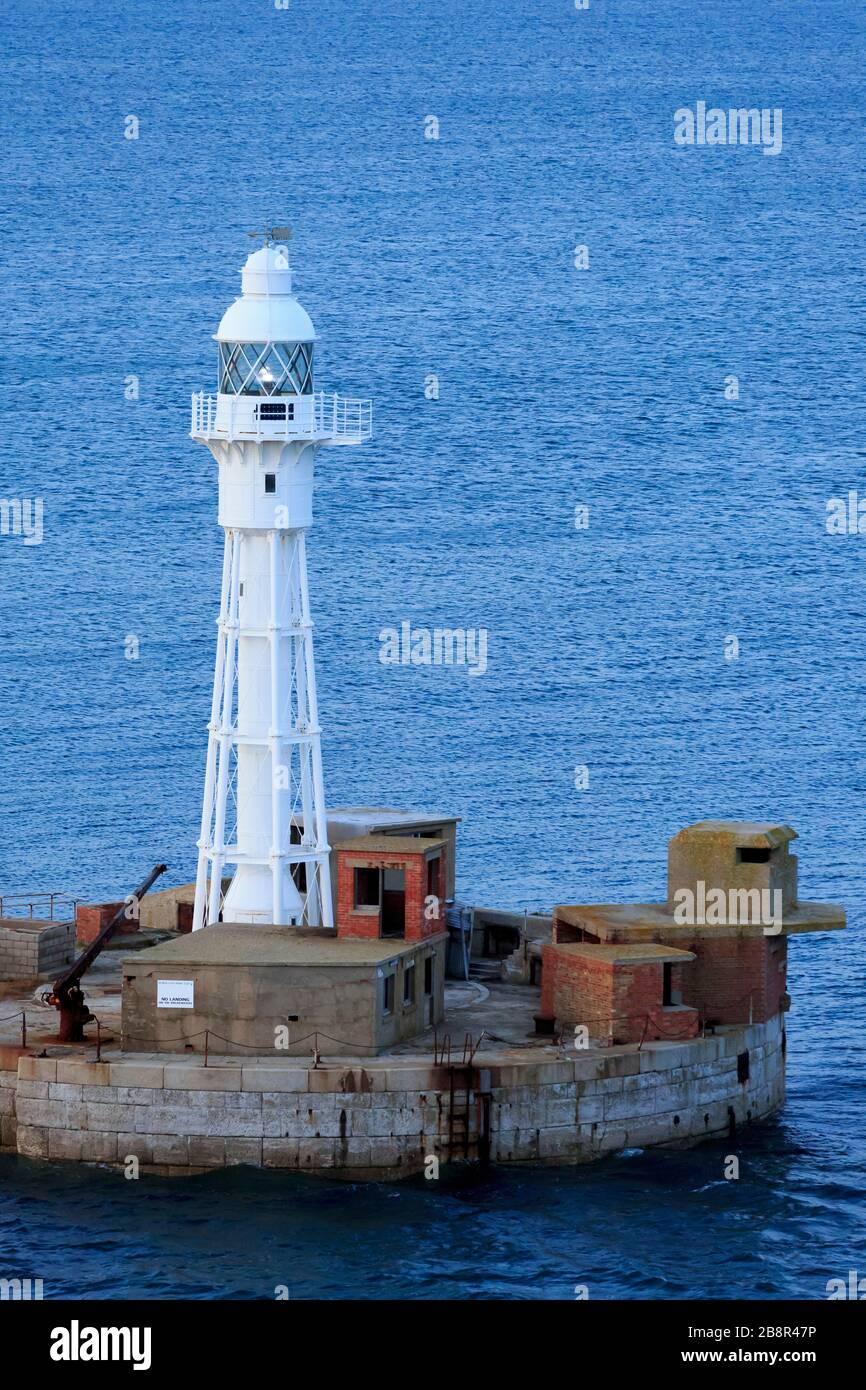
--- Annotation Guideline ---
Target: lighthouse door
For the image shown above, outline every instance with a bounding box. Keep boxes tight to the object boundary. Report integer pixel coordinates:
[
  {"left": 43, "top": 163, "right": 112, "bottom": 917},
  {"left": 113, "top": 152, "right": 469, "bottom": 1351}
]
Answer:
[{"left": 381, "top": 868, "right": 406, "bottom": 938}]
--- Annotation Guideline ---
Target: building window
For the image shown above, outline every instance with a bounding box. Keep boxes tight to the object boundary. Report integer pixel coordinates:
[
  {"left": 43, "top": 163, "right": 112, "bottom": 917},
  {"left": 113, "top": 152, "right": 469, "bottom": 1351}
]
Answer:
[
  {"left": 403, "top": 963, "right": 416, "bottom": 1006},
  {"left": 663, "top": 962, "right": 673, "bottom": 1007},
  {"left": 354, "top": 866, "right": 380, "bottom": 908},
  {"left": 265, "top": 473, "right": 276, "bottom": 494},
  {"left": 382, "top": 974, "right": 395, "bottom": 1016},
  {"left": 737, "top": 1050, "right": 750, "bottom": 1083},
  {"left": 426, "top": 854, "right": 440, "bottom": 899},
  {"left": 737, "top": 847, "right": 771, "bottom": 864},
  {"left": 424, "top": 956, "right": 433, "bottom": 995}
]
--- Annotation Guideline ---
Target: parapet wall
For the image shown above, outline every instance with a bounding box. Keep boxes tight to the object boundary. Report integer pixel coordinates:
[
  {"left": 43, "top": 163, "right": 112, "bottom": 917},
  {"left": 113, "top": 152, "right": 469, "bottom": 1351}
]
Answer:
[{"left": 1, "top": 1015, "right": 786, "bottom": 1178}]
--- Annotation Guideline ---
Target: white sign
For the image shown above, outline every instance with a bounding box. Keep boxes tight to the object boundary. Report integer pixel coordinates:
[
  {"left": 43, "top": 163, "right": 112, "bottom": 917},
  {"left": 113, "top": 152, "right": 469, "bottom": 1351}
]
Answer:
[{"left": 157, "top": 979, "right": 194, "bottom": 1009}]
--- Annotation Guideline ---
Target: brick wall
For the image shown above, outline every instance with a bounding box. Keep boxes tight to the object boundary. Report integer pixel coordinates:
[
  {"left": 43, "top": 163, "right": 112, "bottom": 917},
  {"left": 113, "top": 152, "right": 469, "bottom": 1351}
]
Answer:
[
  {"left": 552, "top": 912, "right": 600, "bottom": 945},
  {"left": 76, "top": 902, "right": 136, "bottom": 945},
  {"left": 653, "top": 932, "right": 787, "bottom": 1025},
  {"left": 541, "top": 947, "right": 699, "bottom": 1045},
  {"left": 612, "top": 962, "right": 699, "bottom": 1045},
  {"left": 542, "top": 946, "right": 616, "bottom": 1041},
  {"left": 549, "top": 915, "right": 789, "bottom": 1029}
]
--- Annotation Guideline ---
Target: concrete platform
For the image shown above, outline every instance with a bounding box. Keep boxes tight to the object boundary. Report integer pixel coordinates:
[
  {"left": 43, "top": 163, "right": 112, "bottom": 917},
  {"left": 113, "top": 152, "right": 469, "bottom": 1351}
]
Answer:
[{"left": 0, "top": 939, "right": 789, "bottom": 1180}]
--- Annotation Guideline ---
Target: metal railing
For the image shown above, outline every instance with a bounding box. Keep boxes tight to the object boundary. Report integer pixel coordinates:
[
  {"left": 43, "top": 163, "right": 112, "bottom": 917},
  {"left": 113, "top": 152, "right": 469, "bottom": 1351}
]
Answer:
[
  {"left": 191, "top": 391, "right": 372, "bottom": 443},
  {"left": 0, "top": 891, "right": 79, "bottom": 922}
]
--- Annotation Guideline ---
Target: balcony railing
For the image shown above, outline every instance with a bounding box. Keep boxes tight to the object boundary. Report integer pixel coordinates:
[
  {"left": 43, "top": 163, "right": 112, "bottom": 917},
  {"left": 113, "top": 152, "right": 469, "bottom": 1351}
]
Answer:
[{"left": 191, "top": 391, "right": 372, "bottom": 444}]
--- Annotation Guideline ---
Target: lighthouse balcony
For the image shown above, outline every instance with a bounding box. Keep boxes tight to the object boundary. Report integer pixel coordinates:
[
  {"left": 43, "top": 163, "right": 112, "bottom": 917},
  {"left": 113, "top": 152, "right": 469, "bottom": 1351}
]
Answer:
[{"left": 191, "top": 391, "right": 372, "bottom": 445}]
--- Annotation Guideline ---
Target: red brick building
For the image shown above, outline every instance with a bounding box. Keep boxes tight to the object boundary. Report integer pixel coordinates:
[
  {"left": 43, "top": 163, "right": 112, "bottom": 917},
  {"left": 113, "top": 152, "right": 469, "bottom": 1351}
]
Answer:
[
  {"left": 540, "top": 942, "right": 698, "bottom": 1045},
  {"left": 76, "top": 901, "right": 138, "bottom": 945},
  {"left": 335, "top": 834, "right": 447, "bottom": 943},
  {"left": 539, "top": 822, "right": 844, "bottom": 1045}
]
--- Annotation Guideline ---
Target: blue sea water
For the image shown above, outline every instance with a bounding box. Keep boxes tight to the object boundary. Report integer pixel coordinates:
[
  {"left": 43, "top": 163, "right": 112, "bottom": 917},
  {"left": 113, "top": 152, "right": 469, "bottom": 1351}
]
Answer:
[{"left": 0, "top": 0, "right": 864, "bottom": 1299}]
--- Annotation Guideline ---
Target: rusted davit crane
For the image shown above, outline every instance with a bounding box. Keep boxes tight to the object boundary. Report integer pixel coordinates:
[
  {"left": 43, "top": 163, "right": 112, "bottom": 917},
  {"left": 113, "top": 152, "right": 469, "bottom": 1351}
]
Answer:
[{"left": 43, "top": 863, "right": 167, "bottom": 1042}]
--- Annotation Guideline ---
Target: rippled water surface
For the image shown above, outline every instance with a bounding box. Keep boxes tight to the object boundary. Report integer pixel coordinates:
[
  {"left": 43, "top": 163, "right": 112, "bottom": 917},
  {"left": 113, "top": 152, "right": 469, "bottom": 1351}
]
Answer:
[{"left": 0, "top": 0, "right": 864, "bottom": 1298}]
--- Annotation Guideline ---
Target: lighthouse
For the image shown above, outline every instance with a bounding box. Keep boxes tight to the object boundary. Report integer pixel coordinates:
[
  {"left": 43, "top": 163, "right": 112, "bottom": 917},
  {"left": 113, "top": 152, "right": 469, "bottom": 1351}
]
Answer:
[{"left": 190, "top": 232, "right": 372, "bottom": 931}]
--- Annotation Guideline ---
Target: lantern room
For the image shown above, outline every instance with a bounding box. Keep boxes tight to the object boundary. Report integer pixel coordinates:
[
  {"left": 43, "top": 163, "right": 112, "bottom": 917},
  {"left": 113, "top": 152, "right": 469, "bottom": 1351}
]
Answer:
[{"left": 214, "top": 242, "right": 315, "bottom": 398}]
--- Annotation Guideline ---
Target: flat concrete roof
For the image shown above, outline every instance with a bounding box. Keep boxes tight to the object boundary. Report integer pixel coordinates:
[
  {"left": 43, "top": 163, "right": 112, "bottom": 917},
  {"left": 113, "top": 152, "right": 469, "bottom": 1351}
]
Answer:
[
  {"left": 0, "top": 917, "right": 73, "bottom": 933},
  {"left": 338, "top": 835, "right": 446, "bottom": 855},
  {"left": 555, "top": 900, "right": 846, "bottom": 938},
  {"left": 123, "top": 924, "right": 438, "bottom": 969},
  {"left": 329, "top": 807, "right": 459, "bottom": 826},
  {"left": 553, "top": 942, "right": 696, "bottom": 965},
  {"left": 671, "top": 820, "right": 797, "bottom": 846}
]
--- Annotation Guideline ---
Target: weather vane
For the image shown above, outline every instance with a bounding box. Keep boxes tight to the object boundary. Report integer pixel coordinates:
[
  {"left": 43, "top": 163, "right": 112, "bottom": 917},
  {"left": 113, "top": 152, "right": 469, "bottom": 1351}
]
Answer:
[{"left": 247, "top": 225, "right": 293, "bottom": 246}]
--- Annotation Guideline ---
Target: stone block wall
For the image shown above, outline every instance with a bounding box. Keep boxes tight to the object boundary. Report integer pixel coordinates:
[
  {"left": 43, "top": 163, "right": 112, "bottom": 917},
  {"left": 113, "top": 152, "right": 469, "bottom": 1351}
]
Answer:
[
  {"left": 491, "top": 1016, "right": 785, "bottom": 1163},
  {"left": 0, "top": 919, "right": 75, "bottom": 982},
  {"left": 0, "top": 1046, "right": 23, "bottom": 1150},
  {"left": 4, "top": 1014, "right": 786, "bottom": 1177}
]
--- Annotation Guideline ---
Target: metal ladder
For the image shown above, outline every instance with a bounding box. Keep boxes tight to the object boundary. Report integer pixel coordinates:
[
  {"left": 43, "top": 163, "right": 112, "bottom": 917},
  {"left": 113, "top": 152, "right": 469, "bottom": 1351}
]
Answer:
[{"left": 447, "top": 1065, "right": 474, "bottom": 1160}]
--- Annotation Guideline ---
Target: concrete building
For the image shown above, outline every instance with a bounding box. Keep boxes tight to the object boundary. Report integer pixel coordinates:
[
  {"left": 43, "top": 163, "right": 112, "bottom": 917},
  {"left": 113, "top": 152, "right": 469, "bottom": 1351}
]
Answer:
[
  {"left": 121, "top": 833, "right": 448, "bottom": 1055},
  {"left": 120, "top": 924, "right": 443, "bottom": 1057}
]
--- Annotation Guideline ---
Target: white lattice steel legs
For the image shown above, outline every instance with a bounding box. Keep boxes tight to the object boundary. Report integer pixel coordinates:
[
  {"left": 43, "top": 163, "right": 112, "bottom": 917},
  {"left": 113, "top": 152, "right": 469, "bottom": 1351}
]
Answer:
[{"left": 192, "top": 526, "right": 333, "bottom": 930}]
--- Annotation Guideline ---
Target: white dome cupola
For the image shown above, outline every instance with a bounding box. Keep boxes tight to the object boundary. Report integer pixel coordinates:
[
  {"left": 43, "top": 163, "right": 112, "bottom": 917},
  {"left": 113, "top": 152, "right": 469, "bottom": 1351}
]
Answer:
[{"left": 215, "top": 242, "right": 315, "bottom": 396}]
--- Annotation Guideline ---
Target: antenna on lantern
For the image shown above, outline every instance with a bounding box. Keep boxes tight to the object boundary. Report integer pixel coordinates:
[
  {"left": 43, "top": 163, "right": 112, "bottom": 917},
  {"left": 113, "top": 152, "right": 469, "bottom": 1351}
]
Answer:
[{"left": 247, "top": 225, "right": 293, "bottom": 246}]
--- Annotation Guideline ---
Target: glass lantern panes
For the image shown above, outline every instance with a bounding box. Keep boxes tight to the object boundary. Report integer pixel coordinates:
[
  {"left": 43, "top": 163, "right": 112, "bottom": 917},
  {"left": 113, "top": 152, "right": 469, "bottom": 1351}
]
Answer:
[{"left": 219, "top": 342, "right": 314, "bottom": 395}]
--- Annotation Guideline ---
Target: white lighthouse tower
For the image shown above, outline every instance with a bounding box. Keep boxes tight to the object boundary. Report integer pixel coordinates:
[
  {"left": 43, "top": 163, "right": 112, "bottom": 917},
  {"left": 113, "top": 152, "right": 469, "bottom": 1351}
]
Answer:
[{"left": 190, "top": 232, "right": 371, "bottom": 931}]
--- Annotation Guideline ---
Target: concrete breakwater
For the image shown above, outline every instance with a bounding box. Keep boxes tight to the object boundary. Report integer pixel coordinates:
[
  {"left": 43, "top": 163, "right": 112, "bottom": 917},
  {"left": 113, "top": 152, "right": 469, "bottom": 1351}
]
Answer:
[{"left": 0, "top": 1015, "right": 784, "bottom": 1179}]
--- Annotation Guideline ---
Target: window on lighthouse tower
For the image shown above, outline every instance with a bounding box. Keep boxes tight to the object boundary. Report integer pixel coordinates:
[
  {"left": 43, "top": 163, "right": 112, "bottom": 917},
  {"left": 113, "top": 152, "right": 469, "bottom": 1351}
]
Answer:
[{"left": 218, "top": 341, "right": 313, "bottom": 396}]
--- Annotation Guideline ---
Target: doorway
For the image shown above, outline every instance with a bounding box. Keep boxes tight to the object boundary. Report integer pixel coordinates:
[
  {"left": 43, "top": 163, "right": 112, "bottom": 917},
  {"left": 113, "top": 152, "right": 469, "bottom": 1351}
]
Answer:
[{"left": 381, "top": 868, "right": 405, "bottom": 938}]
